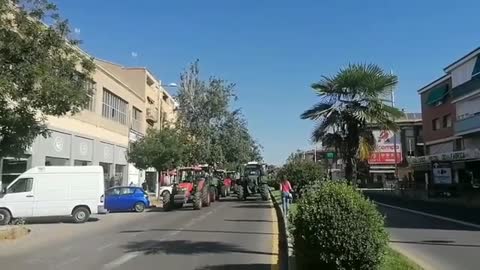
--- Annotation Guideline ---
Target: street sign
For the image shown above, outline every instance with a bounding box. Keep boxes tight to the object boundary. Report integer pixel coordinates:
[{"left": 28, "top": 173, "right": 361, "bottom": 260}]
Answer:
[
  {"left": 326, "top": 152, "right": 335, "bottom": 160},
  {"left": 431, "top": 161, "right": 452, "bottom": 184}
]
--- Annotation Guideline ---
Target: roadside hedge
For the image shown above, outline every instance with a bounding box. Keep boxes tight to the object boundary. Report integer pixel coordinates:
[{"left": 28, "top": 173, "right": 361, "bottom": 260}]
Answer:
[{"left": 289, "top": 181, "right": 388, "bottom": 270}]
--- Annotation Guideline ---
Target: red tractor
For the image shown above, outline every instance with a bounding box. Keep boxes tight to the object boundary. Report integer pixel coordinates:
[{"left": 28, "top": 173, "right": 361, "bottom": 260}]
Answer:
[{"left": 163, "top": 166, "right": 212, "bottom": 211}]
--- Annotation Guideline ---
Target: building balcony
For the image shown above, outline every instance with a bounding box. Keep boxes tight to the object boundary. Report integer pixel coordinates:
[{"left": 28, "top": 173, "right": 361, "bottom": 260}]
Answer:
[
  {"left": 146, "top": 108, "right": 158, "bottom": 124},
  {"left": 455, "top": 113, "right": 480, "bottom": 135}
]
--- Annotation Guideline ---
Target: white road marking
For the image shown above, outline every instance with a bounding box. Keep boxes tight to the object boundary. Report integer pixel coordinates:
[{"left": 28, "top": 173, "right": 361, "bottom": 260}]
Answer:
[
  {"left": 97, "top": 242, "right": 115, "bottom": 251},
  {"left": 376, "top": 202, "right": 480, "bottom": 229},
  {"left": 101, "top": 203, "right": 225, "bottom": 269},
  {"left": 102, "top": 252, "right": 141, "bottom": 270},
  {"left": 55, "top": 256, "right": 80, "bottom": 269}
]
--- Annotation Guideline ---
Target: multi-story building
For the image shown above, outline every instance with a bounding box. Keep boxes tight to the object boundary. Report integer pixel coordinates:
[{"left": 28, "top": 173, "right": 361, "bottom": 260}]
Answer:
[
  {"left": 0, "top": 61, "right": 146, "bottom": 189},
  {"left": 95, "top": 59, "right": 178, "bottom": 192},
  {"left": 0, "top": 57, "right": 178, "bottom": 191},
  {"left": 409, "top": 47, "right": 480, "bottom": 193},
  {"left": 367, "top": 113, "right": 423, "bottom": 186}
]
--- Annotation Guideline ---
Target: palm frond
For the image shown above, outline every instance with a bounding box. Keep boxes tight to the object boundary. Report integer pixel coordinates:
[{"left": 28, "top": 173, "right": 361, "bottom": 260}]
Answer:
[{"left": 300, "top": 103, "right": 333, "bottom": 120}]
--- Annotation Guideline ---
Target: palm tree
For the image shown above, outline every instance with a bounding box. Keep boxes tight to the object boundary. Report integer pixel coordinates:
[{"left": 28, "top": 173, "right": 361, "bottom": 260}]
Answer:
[{"left": 301, "top": 64, "right": 404, "bottom": 182}]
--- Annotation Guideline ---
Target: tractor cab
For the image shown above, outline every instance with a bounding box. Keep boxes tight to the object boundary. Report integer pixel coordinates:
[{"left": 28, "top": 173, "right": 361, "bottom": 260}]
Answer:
[
  {"left": 237, "top": 161, "right": 270, "bottom": 201},
  {"left": 175, "top": 166, "right": 203, "bottom": 194},
  {"left": 163, "top": 166, "right": 212, "bottom": 211}
]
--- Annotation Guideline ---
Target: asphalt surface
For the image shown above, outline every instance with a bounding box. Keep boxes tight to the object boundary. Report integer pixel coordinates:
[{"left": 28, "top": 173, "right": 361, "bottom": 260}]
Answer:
[
  {"left": 0, "top": 196, "right": 280, "bottom": 270},
  {"left": 371, "top": 196, "right": 480, "bottom": 270}
]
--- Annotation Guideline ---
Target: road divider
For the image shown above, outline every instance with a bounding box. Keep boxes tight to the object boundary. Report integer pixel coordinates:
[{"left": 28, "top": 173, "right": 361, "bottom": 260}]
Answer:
[{"left": 269, "top": 189, "right": 291, "bottom": 270}]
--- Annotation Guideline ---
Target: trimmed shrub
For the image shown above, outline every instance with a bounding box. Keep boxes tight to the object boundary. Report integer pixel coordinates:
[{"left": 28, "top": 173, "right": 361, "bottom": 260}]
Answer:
[{"left": 289, "top": 181, "right": 388, "bottom": 270}]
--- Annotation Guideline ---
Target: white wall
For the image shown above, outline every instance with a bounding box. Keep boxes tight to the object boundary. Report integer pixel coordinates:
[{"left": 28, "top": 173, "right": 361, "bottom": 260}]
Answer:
[
  {"left": 456, "top": 94, "right": 480, "bottom": 119},
  {"left": 451, "top": 57, "right": 476, "bottom": 88}
]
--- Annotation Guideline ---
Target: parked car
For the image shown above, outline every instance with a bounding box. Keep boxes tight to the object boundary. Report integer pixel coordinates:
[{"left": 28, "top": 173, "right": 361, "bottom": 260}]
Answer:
[
  {"left": 104, "top": 186, "right": 150, "bottom": 213},
  {"left": 0, "top": 166, "right": 105, "bottom": 225}
]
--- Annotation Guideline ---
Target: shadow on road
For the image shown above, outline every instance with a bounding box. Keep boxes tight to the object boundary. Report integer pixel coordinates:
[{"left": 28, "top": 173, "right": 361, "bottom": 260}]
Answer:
[
  {"left": 195, "top": 263, "right": 273, "bottom": 270},
  {"left": 233, "top": 204, "right": 273, "bottom": 209},
  {"left": 123, "top": 239, "right": 277, "bottom": 256},
  {"left": 21, "top": 217, "right": 99, "bottom": 224},
  {"left": 391, "top": 240, "right": 480, "bottom": 248},
  {"left": 224, "top": 219, "right": 273, "bottom": 223},
  {"left": 119, "top": 228, "right": 276, "bottom": 236}
]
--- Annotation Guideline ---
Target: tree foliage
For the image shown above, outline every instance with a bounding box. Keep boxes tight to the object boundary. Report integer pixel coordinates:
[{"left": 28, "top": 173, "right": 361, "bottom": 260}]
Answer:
[
  {"left": 176, "top": 60, "right": 262, "bottom": 167},
  {"left": 277, "top": 157, "right": 325, "bottom": 192},
  {"left": 301, "top": 64, "right": 403, "bottom": 181},
  {"left": 127, "top": 127, "right": 185, "bottom": 172},
  {"left": 0, "top": 0, "right": 95, "bottom": 158}
]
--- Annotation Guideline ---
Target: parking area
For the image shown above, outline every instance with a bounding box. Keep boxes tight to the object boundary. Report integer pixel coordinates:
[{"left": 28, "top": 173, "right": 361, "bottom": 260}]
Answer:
[{"left": 0, "top": 211, "right": 155, "bottom": 256}]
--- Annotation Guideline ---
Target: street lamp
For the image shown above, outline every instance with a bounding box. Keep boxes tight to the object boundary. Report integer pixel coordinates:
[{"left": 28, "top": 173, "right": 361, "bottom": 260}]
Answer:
[{"left": 160, "top": 82, "right": 177, "bottom": 88}]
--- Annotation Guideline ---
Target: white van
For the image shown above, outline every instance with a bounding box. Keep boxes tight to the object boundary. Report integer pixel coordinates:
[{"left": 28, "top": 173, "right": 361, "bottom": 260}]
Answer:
[{"left": 0, "top": 166, "right": 105, "bottom": 225}]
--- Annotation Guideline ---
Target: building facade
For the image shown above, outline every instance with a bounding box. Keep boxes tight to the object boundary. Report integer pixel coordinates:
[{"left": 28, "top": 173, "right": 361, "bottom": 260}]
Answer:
[
  {"left": 366, "top": 113, "right": 423, "bottom": 187},
  {"left": 95, "top": 60, "right": 178, "bottom": 192},
  {"left": 409, "top": 47, "right": 480, "bottom": 194},
  {"left": 0, "top": 59, "right": 177, "bottom": 191}
]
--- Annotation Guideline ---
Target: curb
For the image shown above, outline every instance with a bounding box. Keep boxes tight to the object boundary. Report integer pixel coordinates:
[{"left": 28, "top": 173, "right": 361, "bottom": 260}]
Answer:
[{"left": 269, "top": 189, "right": 294, "bottom": 270}]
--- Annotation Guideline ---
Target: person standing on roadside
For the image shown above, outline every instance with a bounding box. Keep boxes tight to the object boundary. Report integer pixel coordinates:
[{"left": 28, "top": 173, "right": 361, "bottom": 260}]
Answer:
[{"left": 280, "top": 178, "right": 293, "bottom": 216}]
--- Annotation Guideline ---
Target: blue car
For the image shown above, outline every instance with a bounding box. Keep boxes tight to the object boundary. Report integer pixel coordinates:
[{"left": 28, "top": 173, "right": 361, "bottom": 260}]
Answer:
[{"left": 104, "top": 186, "right": 150, "bottom": 212}]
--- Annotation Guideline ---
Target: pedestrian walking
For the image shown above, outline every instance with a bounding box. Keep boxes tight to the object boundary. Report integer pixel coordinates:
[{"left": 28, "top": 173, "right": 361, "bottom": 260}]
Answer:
[{"left": 280, "top": 178, "right": 293, "bottom": 216}]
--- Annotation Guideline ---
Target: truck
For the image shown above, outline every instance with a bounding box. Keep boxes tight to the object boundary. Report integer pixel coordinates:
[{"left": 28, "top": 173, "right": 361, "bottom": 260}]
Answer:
[{"left": 0, "top": 166, "right": 105, "bottom": 225}]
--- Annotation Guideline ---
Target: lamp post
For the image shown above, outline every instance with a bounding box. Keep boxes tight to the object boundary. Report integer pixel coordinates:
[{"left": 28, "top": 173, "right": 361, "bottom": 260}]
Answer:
[{"left": 391, "top": 84, "right": 399, "bottom": 182}]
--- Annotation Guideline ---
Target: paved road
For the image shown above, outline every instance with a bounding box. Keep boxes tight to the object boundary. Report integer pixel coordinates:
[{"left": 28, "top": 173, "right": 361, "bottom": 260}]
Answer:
[
  {"left": 0, "top": 197, "right": 280, "bottom": 270},
  {"left": 376, "top": 203, "right": 480, "bottom": 270}
]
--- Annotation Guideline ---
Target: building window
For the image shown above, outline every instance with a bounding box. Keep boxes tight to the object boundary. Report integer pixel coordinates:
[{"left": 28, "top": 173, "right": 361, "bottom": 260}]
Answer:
[
  {"left": 455, "top": 139, "right": 464, "bottom": 151},
  {"left": 86, "top": 80, "right": 97, "bottom": 111},
  {"left": 432, "top": 118, "right": 441, "bottom": 131},
  {"left": 442, "top": 114, "right": 452, "bottom": 128},
  {"left": 131, "top": 107, "right": 142, "bottom": 132},
  {"left": 102, "top": 88, "right": 128, "bottom": 125}
]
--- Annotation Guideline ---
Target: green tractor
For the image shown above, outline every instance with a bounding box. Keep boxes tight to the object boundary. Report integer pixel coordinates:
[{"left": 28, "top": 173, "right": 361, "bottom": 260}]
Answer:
[
  {"left": 199, "top": 164, "right": 221, "bottom": 202},
  {"left": 237, "top": 161, "right": 270, "bottom": 201}
]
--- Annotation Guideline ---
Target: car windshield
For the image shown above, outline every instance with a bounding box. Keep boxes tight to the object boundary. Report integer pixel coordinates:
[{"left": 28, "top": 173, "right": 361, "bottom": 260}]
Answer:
[
  {"left": 177, "top": 170, "right": 197, "bottom": 183},
  {"left": 245, "top": 166, "right": 260, "bottom": 176}
]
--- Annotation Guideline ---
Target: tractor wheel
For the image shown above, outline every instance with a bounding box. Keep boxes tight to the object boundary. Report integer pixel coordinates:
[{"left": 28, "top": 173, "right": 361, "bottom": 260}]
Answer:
[
  {"left": 221, "top": 186, "right": 227, "bottom": 197},
  {"left": 202, "top": 186, "right": 211, "bottom": 207},
  {"left": 162, "top": 191, "right": 172, "bottom": 211},
  {"left": 193, "top": 191, "right": 202, "bottom": 210},
  {"left": 237, "top": 185, "right": 245, "bottom": 201},
  {"left": 261, "top": 184, "right": 270, "bottom": 201},
  {"left": 209, "top": 186, "right": 216, "bottom": 203}
]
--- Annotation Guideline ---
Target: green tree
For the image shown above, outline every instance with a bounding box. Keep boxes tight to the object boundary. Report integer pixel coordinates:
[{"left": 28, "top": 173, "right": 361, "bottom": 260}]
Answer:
[
  {"left": 277, "top": 158, "right": 325, "bottom": 193},
  {"left": 127, "top": 127, "right": 185, "bottom": 172},
  {"left": 301, "top": 64, "right": 403, "bottom": 182},
  {"left": 176, "top": 60, "right": 262, "bottom": 167},
  {"left": 0, "top": 0, "right": 95, "bottom": 158}
]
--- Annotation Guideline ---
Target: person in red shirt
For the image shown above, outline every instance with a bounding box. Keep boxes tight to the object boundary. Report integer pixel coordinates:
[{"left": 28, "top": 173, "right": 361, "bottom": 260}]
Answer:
[{"left": 280, "top": 178, "right": 293, "bottom": 216}]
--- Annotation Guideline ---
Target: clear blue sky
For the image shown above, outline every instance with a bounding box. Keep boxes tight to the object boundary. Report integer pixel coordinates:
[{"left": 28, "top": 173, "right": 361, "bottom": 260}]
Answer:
[{"left": 55, "top": 0, "right": 480, "bottom": 165}]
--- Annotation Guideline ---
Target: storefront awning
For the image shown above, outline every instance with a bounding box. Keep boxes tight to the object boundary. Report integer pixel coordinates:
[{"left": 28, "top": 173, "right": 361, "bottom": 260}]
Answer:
[
  {"left": 426, "top": 85, "right": 449, "bottom": 106},
  {"left": 369, "top": 170, "right": 395, "bottom": 174}
]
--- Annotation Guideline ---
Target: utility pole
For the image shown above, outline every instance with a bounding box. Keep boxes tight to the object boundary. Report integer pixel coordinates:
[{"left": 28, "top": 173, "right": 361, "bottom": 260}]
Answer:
[{"left": 391, "top": 84, "right": 399, "bottom": 182}]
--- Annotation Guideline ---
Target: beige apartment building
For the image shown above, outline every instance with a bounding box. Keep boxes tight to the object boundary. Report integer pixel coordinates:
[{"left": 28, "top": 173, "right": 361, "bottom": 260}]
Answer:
[
  {"left": 95, "top": 59, "right": 178, "bottom": 191},
  {"left": 0, "top": 59, "right": 177, "bottom": 190}
]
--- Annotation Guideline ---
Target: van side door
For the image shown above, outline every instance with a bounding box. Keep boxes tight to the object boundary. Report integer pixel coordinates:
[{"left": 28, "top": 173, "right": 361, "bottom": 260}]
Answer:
[{"left": 4, "top": 177, "right": 34, "bottom": 218}]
